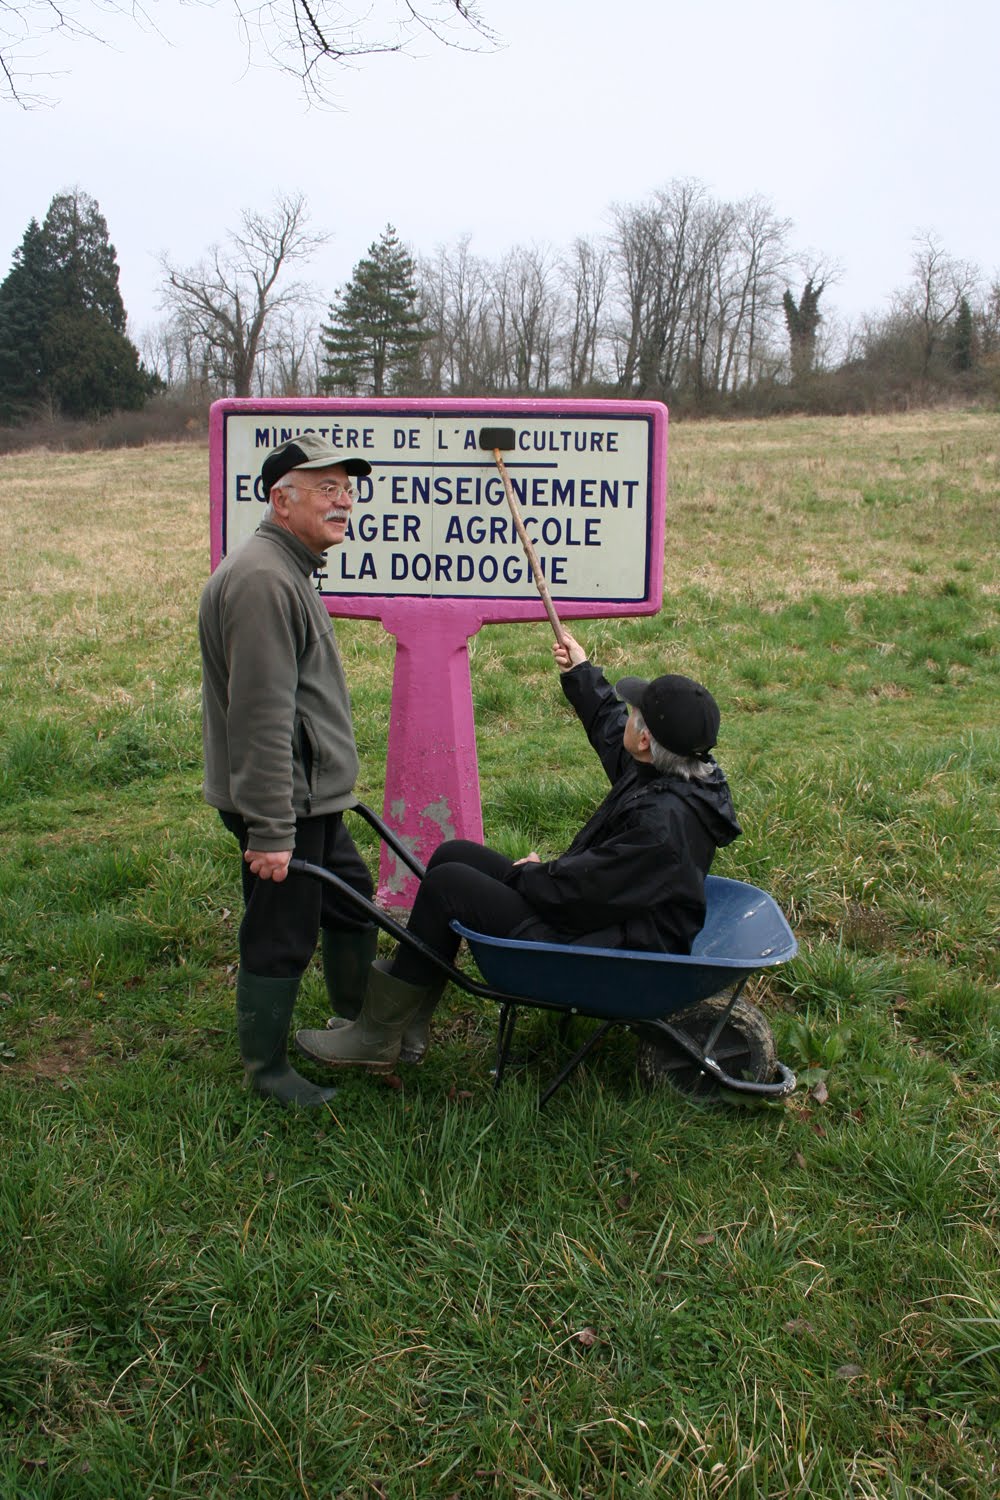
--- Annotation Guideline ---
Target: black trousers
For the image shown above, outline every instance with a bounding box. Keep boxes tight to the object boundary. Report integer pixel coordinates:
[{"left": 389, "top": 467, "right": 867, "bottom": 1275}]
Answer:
[
  {"left": 390, "top": 840, "right": 538, "bottom": 986},
  {"left": 220, "top": 810, "right": 374, "bottom": 979}
]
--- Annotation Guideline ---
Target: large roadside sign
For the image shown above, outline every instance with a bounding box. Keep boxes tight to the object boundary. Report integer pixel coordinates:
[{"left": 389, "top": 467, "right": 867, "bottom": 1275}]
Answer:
[
  {"left": 209, "top": 397, "right": 668, "bottom": 903},
  {"left": 212, "top": 397, "right": 666, "bottom": 618}
]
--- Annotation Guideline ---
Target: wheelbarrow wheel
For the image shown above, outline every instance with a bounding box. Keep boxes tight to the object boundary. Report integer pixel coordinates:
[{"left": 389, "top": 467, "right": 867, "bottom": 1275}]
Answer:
[{"left": 635, "top": 994, "right": 776, "bottom": 1097}]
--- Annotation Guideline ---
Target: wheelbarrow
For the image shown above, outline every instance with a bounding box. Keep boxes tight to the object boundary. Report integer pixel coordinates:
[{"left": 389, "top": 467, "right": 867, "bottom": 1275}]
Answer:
[{"left": 290, "top": 803, "right": 798, "bottom": 1106}]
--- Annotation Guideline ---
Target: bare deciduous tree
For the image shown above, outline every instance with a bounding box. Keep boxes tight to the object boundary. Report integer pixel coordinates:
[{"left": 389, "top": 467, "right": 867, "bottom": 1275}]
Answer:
[
  {"left": 898, "top": 231, "right": 980, "bottom": 378},
  {"left": 497, "top": 245, "right": 557, "bottom": 394},
  {"left": 561, "top": 236, "right": 611, "bottom": 389},
  {"left": 159, "top": 194, "right": 324, "bottom": 397},
  {"left": 608, "top": 182, "right": 792, "bottom": 401},
  {"left": 418, "top": 240, "right": 565, "bottom": 395},
  {"left": 138, "top": 321, "right": 188, "bottom": 391},
  {"left": 976, "top": 278, "right": 1000, "bottom": 357},
  {"left": 727, "top": 195, "right": 793, "bottom": 389},
  {"left": 608, "top": 193, "right": 673, "bottom": 393},
  {"left": 256, "top": 307, "right": 322, "bottom": 395},
  {"left": 417, "top": 237, "right": 497, "bottom": 393},
  {"left": 686, "top": 197, "right": 738, "bottom": 398}
]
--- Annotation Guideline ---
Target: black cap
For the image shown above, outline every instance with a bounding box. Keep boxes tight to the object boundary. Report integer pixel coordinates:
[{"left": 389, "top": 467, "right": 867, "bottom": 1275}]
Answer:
[
  {"left": 615, "top": 673, "right": 720, "bottom": 756},
  {"left": 260, "top": 433, "right": 373, "bottom": 498}
]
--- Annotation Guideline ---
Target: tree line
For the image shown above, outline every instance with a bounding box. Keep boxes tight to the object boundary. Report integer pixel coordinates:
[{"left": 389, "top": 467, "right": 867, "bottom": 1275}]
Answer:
[{"left": 1, "top": 185, "right": 997, "bottom": 431}]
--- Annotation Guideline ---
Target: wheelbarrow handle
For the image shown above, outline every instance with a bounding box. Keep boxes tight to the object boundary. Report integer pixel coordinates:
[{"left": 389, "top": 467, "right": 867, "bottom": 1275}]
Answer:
[
  {"left": 286, "top": 855, "right": 501, "bottom": 999},
  {"left": 349, "top": 800, "right": 427, "bottom": 881}
]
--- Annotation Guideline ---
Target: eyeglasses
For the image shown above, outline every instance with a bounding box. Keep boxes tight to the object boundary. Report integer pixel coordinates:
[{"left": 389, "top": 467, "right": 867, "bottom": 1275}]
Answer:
[{"left": 296, "top": 481, "right": 354, "bottom": 500}]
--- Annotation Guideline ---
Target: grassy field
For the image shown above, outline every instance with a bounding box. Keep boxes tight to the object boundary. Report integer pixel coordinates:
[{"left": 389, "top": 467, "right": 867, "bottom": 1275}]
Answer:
[{"left": 1, "top": 410, "right": 998, "bottom": 1498}]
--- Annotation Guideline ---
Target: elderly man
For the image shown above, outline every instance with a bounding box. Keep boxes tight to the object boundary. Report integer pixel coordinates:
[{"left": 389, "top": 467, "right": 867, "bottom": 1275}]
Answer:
[
  {"left": 296, "top": 629, "right": 742, "bottom": 1074},
  {"left": 199, "top": 434, "right": 378, "bottom": 1107}
]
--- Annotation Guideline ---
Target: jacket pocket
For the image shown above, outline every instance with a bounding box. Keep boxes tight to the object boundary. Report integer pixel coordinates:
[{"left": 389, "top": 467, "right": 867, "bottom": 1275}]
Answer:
[{"left": 298, "top": 716, "right": 320, "bottom": 808}]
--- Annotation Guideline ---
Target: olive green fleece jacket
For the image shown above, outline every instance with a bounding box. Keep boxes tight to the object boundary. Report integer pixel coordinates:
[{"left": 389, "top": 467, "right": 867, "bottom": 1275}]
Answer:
[{"left": 198, "top": 521, "right": 359, "bottom": 851}]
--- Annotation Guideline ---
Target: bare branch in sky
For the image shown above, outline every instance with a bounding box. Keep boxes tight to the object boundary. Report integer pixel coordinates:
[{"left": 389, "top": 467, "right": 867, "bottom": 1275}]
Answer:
[{"left": 1, "top": 0, "right": 498, "bottom": 105}]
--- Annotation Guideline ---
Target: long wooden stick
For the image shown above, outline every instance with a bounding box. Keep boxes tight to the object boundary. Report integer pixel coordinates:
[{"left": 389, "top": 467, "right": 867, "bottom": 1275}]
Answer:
[{"left": 490, "top": 445, "right": 567, "bottom": 646}]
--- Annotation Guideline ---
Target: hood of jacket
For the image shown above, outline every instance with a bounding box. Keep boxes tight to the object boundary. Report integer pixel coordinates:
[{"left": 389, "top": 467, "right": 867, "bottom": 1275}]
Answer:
[{"left": 648, "top": 764, "right": 742, "bottom": 847}]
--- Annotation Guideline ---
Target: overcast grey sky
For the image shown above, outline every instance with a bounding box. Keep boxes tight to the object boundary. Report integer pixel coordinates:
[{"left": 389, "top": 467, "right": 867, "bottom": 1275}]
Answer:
[{"left": 5, "top": 0, "right": 998, "bottom": 344}]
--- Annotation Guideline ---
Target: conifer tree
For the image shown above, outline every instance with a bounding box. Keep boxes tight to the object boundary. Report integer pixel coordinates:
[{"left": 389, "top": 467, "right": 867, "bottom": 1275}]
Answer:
[
  {"left": 0, "top": 218, "right": 55, "bottom": 421},
  {"left": 0, "top": 190, "right": 149, "bottom": 421},
  {"left": 321, "top": 225, "right": 426, "bottom": 395},
  {"left": 951, "top": 297, "right": 975, "bottom": 372}
]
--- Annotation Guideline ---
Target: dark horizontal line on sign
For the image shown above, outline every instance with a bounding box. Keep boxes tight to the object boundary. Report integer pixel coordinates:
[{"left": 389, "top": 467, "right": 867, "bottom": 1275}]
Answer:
[{"left": 371, "top": 461, "right": 560, "bottom": 471}]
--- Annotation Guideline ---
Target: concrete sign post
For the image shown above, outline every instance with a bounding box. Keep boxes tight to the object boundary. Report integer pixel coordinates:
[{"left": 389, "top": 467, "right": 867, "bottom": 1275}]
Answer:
[{"left": 210, "top": 397, "right": 668, "bottom": 905}]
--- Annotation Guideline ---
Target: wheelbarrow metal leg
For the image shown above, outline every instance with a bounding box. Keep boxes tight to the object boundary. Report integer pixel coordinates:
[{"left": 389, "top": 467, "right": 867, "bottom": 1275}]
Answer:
[
  {"left": 698, "top": 978, "right": 748, "bottom": 1062},
  {"left": 493, "top": 1003, "right": 519, "bottom": 1091},
  {"left": 537, "top": 1020, "right": 617, "bottom": 1109}
]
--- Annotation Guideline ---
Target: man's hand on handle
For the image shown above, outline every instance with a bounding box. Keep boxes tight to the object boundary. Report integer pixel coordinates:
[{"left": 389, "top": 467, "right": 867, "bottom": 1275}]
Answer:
[
  {"left": 553, "top": 630, "right": 588, "bottom": 673},
  {"left": 244, "top": 849, "right": 292, "bottom": 882}
]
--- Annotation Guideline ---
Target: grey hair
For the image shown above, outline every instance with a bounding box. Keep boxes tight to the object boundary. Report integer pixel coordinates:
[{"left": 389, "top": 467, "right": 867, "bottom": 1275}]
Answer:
[
  {"left": 631, "top": 708, "right": 715, "bottom": 780},
  {"left": 263, "top": 472, "right": 299, "bottom": 522}
]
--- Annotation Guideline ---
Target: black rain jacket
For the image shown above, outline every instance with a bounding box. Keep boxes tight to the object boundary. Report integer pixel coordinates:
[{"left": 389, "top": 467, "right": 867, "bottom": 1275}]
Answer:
[{"left": 503, "top": 662, "right": 742, "bottom": 953}]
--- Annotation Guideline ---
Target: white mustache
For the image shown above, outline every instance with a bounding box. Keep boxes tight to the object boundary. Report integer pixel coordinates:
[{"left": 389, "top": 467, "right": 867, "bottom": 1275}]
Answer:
[{"left": 323, "top": 508, "right": 350, "bottom": 523}]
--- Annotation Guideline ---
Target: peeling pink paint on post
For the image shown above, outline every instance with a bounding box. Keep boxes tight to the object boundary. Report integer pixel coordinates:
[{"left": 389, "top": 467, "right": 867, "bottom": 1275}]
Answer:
[
  {"left": 375, "top": 597, "right": 487, "bottom": 900},
  {"left": 210, "top": 397, "right": 668, "bottom": 906}
]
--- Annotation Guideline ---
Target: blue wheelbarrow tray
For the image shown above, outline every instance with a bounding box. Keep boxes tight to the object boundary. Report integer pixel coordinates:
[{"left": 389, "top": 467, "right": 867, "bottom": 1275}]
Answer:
[{"left": 453, "top": 875, "right": 796, "bottom": 1020}]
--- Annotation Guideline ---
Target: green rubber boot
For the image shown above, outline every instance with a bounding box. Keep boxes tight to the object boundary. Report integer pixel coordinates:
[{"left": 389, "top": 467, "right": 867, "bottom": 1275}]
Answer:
[
  {"left": 325, "top": 944, "right": 443, "bottom": 1063},
  {"left": 296, "top": 961, "right": 438, "bottom": 1072},
  {"left": 322, "top": 925, "right": 379, "bottom": 1022},
  {"left": 236, "top": 970, "right": 337, "bottom": 1108},
  {"left": 397, "top": 985, "right": 445, "bottom": 1064}
]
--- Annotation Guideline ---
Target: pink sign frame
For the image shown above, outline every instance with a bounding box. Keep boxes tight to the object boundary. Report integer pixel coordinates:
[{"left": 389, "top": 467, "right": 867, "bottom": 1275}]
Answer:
[{"left": 210, "top": 397, "right": 668, "bottom": 905}]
